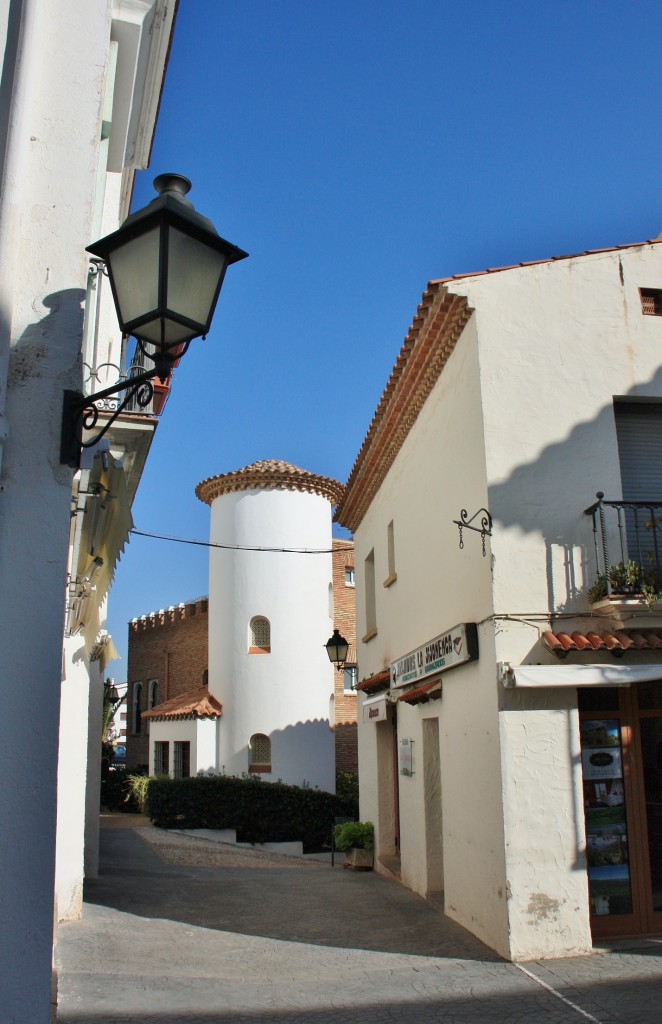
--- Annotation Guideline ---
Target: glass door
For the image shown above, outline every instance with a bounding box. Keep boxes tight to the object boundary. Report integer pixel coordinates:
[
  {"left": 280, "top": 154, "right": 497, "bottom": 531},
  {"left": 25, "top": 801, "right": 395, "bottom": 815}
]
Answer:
[{"left": 579, "top": 682, "right": 662, "bottom": 939}]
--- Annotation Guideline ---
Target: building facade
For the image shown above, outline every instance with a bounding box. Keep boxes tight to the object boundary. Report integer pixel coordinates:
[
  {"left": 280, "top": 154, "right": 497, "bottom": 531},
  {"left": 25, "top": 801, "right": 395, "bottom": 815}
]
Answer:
[
  {"left": 0, "top": 2, "right": 177, "bottom": 1018},
  {"left": 336, "top": 239, "right": 662, "bottom": 961}
]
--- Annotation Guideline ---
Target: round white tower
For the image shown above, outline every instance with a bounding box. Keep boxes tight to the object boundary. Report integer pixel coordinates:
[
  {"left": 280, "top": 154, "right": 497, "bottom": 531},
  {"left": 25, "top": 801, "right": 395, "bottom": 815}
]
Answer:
[{"left": 196, "top": 460, "right": 344, "bottom": 792}]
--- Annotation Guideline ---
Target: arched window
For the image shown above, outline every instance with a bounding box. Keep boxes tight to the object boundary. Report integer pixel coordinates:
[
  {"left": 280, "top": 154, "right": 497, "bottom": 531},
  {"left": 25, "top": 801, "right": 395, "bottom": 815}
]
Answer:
[
  {"left": 148, "top": 679, "right": 158, "bottom": 709},
  {"left": 248, "top": 616, "right": 271, "bottom": 653},
  {"left": 132, "top": 682, "right": 143, "bottom": 734},
  {"left": 202, "top": 668, "right": 209, "bottom": 687},
  {"left": 248, "top": 733, "right": 272, "bottom": 773}
]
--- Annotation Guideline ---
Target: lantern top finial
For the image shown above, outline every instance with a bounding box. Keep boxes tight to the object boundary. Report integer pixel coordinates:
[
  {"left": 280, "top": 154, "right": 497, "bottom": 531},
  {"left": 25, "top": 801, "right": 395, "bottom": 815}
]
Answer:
[{"left": 153, "top": 173, "right": 192, "bottom": 200}]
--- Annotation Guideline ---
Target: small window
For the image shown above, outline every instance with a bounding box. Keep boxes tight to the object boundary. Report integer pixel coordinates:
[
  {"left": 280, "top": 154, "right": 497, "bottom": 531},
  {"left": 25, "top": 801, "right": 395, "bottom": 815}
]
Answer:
[
  {"left": 384, "top": 520, "right": 397, "bottom": 587},
  {"left": 202, "top": 668, "right": 209, "bottom": 687},
  {"left": 249, "top": 616, "right": 271, "bottom": 653},
  {"left": 640, "top": 288, "right": 662, "bottom": 316},
  {"left": 148, "top": 679, "right": 158, "bottom": 709},
  {"left": 132, "top": 682, "right": 143, "bottom": 734},
  {"left": 249, "top": 733, "right": 272, "bottom": 773},
  {"left": 363, "top": 549, "right": 377, "bottom": 641},
  {"left": 154, "top": 741, "right": 169, "bottom": 775},
  {"left": 173, "top": 741, "right": 190, "bottom": 778},
  {"left": 344, "top": 666, "right": 357, "bottom": 693},
  {"left": 344, "top": 566, "right": 355, "bottom": 586}
]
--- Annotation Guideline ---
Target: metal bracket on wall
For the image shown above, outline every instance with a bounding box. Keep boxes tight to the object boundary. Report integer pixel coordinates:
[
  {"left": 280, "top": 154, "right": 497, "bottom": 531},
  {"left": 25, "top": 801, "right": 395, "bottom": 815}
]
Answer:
[{"left": 453, "top": 507, "right": 493, "bottom": 556}]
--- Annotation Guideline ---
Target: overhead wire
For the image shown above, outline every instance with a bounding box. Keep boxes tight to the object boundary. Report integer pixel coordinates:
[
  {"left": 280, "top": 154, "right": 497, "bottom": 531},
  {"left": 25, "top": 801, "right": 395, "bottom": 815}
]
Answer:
[{"left": 130, "top": 527, "right": 338, "bottom": 554}]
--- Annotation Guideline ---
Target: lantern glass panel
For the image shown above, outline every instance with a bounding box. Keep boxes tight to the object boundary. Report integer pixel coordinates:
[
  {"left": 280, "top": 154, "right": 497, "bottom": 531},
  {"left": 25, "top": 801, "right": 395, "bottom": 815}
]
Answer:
[
  {"left": 135, "top": 316, "right": 199, "bottom": 347},
  {"left": 166, "top": 227, "right": 228, "bottom": 329},
  {"left": 107, "top": 227, "right": 160, "bottom": 328}
]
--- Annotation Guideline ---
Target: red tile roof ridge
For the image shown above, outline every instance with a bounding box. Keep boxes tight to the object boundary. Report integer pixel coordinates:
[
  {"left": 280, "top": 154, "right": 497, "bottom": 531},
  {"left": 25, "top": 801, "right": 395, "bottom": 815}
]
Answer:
[
  {"left": 336, "top": 284, "right": 473, "bottom": 532},
  {"left": 431, "top": 239, "right": 662, "bottom": 285},
  {"left": 196, "top": 459, "right": 344, "bottom": 507},
  {"left": 542, "top": 627, "right": 662, "bottom": 657},
  {"left": 142, "top": 685, "right": 222, "bottom": 721}
]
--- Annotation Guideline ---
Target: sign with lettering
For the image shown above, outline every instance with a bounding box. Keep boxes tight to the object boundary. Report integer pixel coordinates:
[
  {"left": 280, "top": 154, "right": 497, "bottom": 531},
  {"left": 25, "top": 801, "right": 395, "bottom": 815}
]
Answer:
[
  {"left": 362, "top": 694, "right": 388, "bottom": 723},
  {"left": 391, "top": 623, "right": 478, "bottom": 688}
]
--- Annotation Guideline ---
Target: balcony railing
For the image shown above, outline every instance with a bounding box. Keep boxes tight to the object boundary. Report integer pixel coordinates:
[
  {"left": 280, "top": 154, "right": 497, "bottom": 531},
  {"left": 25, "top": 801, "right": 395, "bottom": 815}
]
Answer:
[{"left": 584, "top": 491, "right": 662, "bottom": 601}]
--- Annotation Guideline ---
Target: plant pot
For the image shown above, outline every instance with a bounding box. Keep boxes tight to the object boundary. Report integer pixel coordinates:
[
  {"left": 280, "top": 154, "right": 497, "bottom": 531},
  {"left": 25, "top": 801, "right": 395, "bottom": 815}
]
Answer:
[{"left": 343, "top": 847, "right": 374, "bottom": 870}]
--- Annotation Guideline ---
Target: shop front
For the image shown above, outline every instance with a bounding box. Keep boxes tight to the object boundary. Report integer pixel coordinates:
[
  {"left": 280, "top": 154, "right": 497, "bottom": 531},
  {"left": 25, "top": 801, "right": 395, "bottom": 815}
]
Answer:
[{"left": 503, "top": 660, "right": 662, "bottom": 943}]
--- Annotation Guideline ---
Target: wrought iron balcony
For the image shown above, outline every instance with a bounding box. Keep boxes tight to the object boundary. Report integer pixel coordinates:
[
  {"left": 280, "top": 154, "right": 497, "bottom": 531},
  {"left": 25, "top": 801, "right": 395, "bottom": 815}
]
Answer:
[{"left": 584, "top": 492, "right": 662, "bottom": 604}]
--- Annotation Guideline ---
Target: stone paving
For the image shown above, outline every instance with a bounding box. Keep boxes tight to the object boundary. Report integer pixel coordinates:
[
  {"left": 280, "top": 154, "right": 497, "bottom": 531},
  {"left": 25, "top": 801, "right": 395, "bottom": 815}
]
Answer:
[{"left": 55, "top": 818, "right": 662, "bottom": 1023}]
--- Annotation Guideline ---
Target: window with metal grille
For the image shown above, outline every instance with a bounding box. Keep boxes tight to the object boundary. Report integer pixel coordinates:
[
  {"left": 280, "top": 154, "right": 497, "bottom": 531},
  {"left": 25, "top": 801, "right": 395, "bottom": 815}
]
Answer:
[
  {"left": 640, "top": 288, "right": 662, "bottom": 315},
  {"left": 249, "top": 616, "right": 271, "bottom": 652},
  {"left": 154, "top": 741, "right": 169, "bottom": 775},
  {"left": 173, "top": 741, "right": 190, "bottom": 778},
  {"left": 249, "top": 733, "right": 271, "bottom": 772}
]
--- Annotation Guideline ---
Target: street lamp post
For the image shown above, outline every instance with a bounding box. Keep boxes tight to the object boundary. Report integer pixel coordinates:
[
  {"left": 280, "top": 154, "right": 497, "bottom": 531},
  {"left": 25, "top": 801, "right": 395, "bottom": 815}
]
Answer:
[{"left": 61, "top": 174, "right": 248, "bottom": 467}]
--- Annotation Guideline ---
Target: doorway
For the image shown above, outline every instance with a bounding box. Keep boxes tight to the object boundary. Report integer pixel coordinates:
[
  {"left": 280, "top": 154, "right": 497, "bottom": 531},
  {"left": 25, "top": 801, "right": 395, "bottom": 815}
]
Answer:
[{"left": 579, "top": 680, "right": 662, "bottom": 939}]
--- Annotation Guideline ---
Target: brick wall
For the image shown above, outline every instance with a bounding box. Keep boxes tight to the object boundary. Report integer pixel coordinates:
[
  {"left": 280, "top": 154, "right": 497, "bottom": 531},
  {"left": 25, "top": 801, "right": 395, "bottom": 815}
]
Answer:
[
  {"left": 125, "top": 599, "right": 209, "bottom": 768},
  {"left": 332, "top": 540, "right": 358, "bottom": 772}
]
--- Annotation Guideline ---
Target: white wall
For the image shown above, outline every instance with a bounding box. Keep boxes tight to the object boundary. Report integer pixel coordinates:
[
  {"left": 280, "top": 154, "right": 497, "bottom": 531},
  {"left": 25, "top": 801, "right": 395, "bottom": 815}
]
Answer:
[
  {"left": 354, "top": 317, "right": 514, "bottom": 953},
  {"left": 0, "top": 3, "right": 111, "bottom": 1016},
  {"left": 208, "top": 486, "right": 335, "bottom": 791}
]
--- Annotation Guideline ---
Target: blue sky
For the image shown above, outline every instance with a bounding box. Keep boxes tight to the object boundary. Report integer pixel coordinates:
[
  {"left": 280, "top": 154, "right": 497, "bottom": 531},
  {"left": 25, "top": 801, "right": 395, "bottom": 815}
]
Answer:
[{"left": 108, "top": 0, "right": 662, "bottom": 669}]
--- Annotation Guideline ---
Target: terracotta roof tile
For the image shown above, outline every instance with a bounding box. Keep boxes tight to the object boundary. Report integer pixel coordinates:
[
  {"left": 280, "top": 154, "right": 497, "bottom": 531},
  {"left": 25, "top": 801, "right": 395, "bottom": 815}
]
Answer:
[
  {"left": 356, "top": 669, "right": 391, "bottom": 693},
  {"left": 336, "top": 285, "right": 473, "bottom": 532},
  {"left": 542, "top": 628, "right": 662, "bottom": 659},
  {"left": 142, "top": 686, "right": 222, "bottom": 721},
  {"left": 196, "top": 459, "right": 344, "bottom": 507},
  {"left": 398, "top": 679, "right": 442, "bottom": 705}
]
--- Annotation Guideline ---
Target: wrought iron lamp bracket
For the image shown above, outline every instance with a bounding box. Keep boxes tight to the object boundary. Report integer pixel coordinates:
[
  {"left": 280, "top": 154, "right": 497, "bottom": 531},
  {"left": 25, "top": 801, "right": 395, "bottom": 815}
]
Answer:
[
  {"left": 61, "top": 366, "right": 159, "bottom": 468},
  {"left": 453, "top": 507, "right": 493, "bottom": 556}
]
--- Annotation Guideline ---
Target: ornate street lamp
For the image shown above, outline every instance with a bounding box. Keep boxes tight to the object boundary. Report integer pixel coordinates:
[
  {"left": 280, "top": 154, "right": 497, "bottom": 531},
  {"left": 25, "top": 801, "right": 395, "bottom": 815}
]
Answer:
[
  {"left": 324, "top": 629, "right": 350, "bottom": 671},
  {"left": 61, "top": 174, "right": 248, "bottom": 467}
]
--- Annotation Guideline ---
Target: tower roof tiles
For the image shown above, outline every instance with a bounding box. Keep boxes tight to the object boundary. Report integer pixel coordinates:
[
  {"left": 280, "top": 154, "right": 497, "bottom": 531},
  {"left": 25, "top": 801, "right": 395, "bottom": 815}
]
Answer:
[{"left": 196, "top": 459, "right": 344, "bottom": 506}]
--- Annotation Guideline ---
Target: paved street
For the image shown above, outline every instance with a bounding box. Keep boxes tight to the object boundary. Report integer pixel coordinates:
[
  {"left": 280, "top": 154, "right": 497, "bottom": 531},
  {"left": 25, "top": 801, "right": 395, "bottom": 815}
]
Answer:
[{"left": 55, "top": 817, "right": 662, "bottom": 1023}]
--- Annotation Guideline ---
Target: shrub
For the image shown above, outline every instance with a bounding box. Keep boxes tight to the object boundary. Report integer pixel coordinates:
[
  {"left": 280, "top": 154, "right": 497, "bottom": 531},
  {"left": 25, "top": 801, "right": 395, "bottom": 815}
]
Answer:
[
  {"left": 333, "top": 820, "right": 374, "bottom": 851},
  {"left": 100, "top": 765, "right": 147, "bottom": 813},
  {"left": 335, "top": 770, "right": 359, "bottom": 806},
  {"left": 144, "top": 775, "right": 357, "bottom": 852}
]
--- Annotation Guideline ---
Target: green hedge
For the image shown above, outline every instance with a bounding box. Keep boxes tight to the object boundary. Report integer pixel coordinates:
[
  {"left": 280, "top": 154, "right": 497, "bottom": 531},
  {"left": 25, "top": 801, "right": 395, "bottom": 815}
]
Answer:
[{"left": 145, "top": 775, "right": 358, "bottom": 852}]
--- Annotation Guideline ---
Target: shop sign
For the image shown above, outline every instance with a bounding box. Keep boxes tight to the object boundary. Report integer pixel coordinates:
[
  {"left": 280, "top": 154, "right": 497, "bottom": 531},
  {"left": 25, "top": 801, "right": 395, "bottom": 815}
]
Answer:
[
  {"left": 362, "top": 694, "right": 388, "bottom": 723},
  {"left": 391, "top": 622, "right": 478, "bottom": 688}
]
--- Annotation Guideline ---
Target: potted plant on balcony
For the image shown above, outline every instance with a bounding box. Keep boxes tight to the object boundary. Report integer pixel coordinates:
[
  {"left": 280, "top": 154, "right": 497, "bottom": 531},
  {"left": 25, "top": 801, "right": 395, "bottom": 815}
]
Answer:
[
  {"left": 588, "top": 560, "right": 662, "bottom": 610},
  {"left": 333, "top": 820, "right": 374, "bottom": 870}
]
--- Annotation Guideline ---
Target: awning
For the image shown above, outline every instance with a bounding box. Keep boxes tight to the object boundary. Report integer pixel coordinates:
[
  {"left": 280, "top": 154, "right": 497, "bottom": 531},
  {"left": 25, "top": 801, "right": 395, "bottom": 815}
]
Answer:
[
  {"left": 66, "top": 447, "right": 133, "bottom": 644},
  {"left": 362, "top": 693, "right": 389, "bottom": 723},
  {"left": 499, "top": 663, "right": 662, "bottom": 688},
  {"left": 398, "top": 678, "right": 442, "bottom": 705}
]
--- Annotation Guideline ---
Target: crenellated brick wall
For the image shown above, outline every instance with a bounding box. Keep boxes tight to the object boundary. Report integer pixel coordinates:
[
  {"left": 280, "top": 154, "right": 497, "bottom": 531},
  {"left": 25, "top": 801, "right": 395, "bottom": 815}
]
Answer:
[{"left": 125, "top": 599, "right": 209, "bottom": 769}]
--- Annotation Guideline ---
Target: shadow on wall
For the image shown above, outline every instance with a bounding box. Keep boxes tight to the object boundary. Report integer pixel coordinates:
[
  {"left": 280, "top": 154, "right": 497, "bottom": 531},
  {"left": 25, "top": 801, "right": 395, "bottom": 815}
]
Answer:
[{"left": 486, "top": 365, "right": 662, "bottom": 612}]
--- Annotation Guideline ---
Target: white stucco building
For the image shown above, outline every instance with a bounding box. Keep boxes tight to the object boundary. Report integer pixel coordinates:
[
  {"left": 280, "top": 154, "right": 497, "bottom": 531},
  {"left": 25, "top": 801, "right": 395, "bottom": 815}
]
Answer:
[
  {"left": 143, "top": 460, "right": 343, "bottom": 792},
  {"left": 0, "top": 2, "right": 177, "bottom": 1019},
  {"left": 336, "top": 239, "right": 662, "bottom": 961}
]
